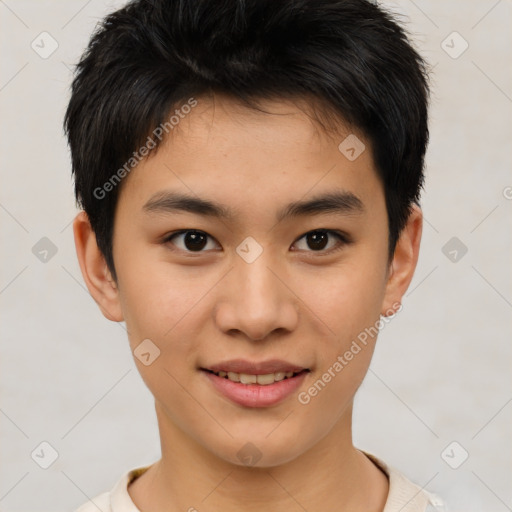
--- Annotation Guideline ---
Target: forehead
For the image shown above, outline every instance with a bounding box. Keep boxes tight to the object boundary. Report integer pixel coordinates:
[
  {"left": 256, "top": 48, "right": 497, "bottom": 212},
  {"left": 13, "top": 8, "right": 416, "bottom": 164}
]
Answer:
[
  {"left": 115, "top": 93, "right": 382, "bottom": 221},
  {"left": 175, "top": 93, "right": 347, "bottom": 141}
]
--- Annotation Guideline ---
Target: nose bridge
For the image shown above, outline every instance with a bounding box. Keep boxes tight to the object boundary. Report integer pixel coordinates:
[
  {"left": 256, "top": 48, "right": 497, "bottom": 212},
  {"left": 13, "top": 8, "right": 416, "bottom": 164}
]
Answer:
[
  {"left": 215, "top": 244, "right": 298, "bottom": 340},
  {"left": 239, "top": 252, "right": 279, "bottom": 309}
]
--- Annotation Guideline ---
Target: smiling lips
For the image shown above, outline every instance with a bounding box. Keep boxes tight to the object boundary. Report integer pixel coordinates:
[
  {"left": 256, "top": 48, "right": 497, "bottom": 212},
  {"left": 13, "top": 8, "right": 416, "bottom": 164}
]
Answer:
[
  {"left": 201, "top": 359, "right": 310, "bottom": 407},
  {"left": 204, "top": 358, "right": 309, "bottom": 385},
  {"left": 210, "top": 369, "right": 304, "bottom": 385}
]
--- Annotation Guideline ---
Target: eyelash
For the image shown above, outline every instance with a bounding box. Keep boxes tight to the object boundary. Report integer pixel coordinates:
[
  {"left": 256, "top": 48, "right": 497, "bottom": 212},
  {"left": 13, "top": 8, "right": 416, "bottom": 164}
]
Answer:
[{"left": 161, "top": 229, "right": 351, "bottom": 256}]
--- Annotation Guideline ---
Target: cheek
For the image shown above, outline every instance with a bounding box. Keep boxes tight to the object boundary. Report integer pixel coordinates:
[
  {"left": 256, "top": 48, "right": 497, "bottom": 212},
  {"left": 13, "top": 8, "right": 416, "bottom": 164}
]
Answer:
[
  {"left": 296, "top": 258, "right": 386, "bottom": 341},
  {"left": 116, "top": 256, "right": 219, "bottom": 396},
  {"left": 117, "top": 265, "right": 208, "bottom": 420},
  {"left": 294, "top": 256, "right": 387, "bottom": 403},
  {"left": 116, "top": 246, "right": 206, "bottom": 341},
  {"left": 295, "top": 269, "right": 385, "bottom": 416}
]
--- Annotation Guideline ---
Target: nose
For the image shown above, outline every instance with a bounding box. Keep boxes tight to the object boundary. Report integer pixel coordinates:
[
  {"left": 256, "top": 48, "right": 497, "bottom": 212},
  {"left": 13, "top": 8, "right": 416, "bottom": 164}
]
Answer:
[{"left": 214, "top": 251, "right": 299, "bottom": 342}]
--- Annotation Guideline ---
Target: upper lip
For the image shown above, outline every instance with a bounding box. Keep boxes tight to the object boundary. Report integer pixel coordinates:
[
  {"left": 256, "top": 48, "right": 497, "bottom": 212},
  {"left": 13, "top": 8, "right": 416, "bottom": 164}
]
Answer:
[{"left": 203, "top": 359, "right": 309, "bottom": 375}]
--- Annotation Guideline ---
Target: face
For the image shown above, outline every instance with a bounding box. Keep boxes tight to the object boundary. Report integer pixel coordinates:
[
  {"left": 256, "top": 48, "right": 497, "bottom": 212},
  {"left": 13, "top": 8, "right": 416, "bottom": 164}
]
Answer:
[{"left": 75, "top": 94, "right": 420, "bottom": 468}]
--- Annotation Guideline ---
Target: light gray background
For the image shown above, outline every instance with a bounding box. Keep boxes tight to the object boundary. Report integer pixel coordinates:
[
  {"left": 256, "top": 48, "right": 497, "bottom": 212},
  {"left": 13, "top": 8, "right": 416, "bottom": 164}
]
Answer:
[{"left": 1, "top": 1, "right": 511, "bottom": 511}]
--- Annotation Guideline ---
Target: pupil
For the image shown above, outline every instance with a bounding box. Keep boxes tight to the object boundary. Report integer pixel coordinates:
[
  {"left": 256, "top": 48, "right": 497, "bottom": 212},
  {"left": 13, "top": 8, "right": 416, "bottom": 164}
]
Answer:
[
  {"left": 307, "top": 231, "right": 328, "bottom": 250},
  {"left": 185, "top": 231, "right": 207, "bottom": 251}
]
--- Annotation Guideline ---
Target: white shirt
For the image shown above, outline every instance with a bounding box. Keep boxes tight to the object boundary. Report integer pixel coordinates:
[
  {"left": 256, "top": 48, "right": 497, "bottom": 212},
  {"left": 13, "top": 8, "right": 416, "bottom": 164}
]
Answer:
[{"left": 74, "top": 452, "right": 446, "bottom": 512}]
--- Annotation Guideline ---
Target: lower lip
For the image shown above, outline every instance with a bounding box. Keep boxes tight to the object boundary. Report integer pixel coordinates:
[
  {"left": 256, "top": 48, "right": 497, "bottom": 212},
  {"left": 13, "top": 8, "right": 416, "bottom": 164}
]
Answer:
[{"left": 202, "top": 370, "right": 308, "bottom": 408}]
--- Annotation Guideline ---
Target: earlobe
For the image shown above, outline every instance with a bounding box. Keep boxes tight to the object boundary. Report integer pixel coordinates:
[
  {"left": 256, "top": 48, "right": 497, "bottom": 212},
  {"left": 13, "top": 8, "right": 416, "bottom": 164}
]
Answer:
[
  {"left": 381, "top": 204, "right": 423, "bottom": 316},
  {"left": 72, "top": 211, "right": 124, "bottom": 322}
]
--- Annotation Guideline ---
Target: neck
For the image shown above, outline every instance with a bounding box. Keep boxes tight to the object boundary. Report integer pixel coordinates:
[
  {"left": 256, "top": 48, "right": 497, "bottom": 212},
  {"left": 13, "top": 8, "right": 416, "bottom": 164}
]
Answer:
[{"left": 128, "top": 401, "right": 388, "bottom": 512}]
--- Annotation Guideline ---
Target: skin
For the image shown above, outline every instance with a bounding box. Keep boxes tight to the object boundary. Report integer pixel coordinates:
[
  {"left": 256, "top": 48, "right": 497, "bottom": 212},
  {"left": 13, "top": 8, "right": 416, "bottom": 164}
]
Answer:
[{"left": 73, "top": 93, "right": 422, "bottom": 512}]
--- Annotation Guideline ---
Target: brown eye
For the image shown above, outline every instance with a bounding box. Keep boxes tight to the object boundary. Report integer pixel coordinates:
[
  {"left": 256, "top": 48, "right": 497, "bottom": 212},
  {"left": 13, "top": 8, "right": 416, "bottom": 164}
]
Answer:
[
  {"left": 164, "top": 230, "right": 219, "bottom": 252},
  {"left": 306, "top": 231, "right": 329, "bottom": 250},
  {"left": 293, "top": 230, "right": 349, "bottom": 253}
]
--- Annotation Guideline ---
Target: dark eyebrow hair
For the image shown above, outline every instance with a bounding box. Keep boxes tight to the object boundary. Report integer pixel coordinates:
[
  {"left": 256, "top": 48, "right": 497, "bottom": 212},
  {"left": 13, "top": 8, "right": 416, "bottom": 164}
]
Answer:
[{"left": 142, "top": 190, "right": 364, "bottom": 221}]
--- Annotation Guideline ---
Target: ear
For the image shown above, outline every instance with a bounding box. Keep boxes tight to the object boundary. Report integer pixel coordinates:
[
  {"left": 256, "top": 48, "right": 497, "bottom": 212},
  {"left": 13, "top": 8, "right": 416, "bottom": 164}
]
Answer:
[
  {"left": 381, "top": 204, "right": 423, "bottom": 316},
  {"left": 72, "top": 211, "right": 124, "bottom": 322}
]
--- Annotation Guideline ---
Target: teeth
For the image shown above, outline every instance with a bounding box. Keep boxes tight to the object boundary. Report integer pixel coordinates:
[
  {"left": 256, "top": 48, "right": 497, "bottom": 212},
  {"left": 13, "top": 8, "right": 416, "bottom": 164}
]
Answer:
[
  {"left": 240, "top": 373, "right": 257, "bottom": 384},
  {"left": 256, "top": 373, "right": 275, "bottom": 385},
  {"left": 227, "top": 371, "right": 240, "bottom": 382},
  {"left": 213, "top": 370, "right": 302, "bottom": 385}
]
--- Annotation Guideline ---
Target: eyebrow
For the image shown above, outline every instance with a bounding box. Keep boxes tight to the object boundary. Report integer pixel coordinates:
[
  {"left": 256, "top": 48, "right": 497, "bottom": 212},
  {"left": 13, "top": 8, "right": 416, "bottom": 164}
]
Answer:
[{"left": 142, "top": 190, "right": 364, "bottom": 222}]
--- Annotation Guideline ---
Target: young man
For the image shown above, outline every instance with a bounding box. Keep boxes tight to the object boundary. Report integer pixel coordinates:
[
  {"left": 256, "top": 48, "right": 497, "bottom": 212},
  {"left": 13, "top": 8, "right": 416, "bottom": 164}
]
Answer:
[{"left": 66, "top": 0, "right": 445, "bottom": 510}]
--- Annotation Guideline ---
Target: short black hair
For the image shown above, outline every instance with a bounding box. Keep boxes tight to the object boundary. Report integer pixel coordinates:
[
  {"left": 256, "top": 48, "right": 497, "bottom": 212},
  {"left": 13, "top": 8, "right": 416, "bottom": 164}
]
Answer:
[{"left": 64, "top": 0, "right": 430, "bottom": 285}]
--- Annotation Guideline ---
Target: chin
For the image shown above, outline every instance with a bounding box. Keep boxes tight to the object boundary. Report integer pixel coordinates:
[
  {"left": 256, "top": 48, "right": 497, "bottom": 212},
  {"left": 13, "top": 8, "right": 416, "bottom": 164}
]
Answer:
[{"left": 207, "top": 432, "right": 311, "bottom": 469}]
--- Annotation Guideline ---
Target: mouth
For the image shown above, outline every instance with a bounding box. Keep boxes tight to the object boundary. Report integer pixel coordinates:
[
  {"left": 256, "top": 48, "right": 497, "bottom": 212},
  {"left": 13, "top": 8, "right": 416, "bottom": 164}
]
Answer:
[
  {"left": 202, "top": 368, "right": 309, "bottom": 386},
  {"left": 200, "top": 359, "right": 311, "bottom": 408}
]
